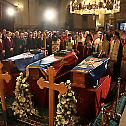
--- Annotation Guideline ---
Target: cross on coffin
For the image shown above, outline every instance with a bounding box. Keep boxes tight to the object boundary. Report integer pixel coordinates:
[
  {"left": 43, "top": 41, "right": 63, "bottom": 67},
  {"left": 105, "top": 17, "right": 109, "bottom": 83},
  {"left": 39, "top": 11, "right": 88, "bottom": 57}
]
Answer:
[
  {"left": 0, "top": 62, "right": 11, "bottom": 111},
  {"left": 37, "top": 66, "right": 68, "bottom": 126}
]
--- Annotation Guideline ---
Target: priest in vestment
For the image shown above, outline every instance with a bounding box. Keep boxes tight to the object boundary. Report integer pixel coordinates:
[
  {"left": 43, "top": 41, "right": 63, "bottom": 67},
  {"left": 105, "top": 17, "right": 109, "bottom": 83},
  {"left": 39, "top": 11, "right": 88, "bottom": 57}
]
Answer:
[
  {"left": 121, "top": 43, "right": 126, "bottom": 80},
  {"left": 93, "top": 31, "right": 103, "bottom": 55},
  {"left": 109, "top": 32, "right": 123, "bottom": 80}
]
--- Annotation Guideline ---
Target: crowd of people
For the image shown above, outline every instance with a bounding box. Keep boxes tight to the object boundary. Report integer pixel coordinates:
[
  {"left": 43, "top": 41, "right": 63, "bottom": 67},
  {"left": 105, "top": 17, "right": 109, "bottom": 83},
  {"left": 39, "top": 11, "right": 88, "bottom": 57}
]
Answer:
[{"left": 0, "top": 28, "right": 126, "bottom": 81}]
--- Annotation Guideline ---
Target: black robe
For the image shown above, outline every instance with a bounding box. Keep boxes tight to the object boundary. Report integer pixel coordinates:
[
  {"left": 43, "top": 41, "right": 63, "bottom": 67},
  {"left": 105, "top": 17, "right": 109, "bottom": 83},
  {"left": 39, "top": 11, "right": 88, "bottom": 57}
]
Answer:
[
  {"left": 46, "top": 36, "right": 52, "bottom": 55},
  {"left": 113, "top": 41, "right": 123, "bottom": 80}
]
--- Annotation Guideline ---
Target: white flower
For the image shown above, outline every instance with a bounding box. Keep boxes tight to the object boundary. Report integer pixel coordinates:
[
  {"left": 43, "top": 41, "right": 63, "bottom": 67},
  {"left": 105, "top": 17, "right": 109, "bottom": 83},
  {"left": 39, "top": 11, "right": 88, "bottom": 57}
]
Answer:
[
  {"left": 31, "top": 109, "right": 35, "bottom": 114},
  {"left": 13, "top": 101, "right": 18, "bottom": 106},
  {"left": 16, "top": 76, "right": 21, "bottom": 81},
  {"left": 57, "top": 104, "right": 60, "bottom": 108},
  {"left": 72, "top": 96, "right": 76, "bottom": 100},
  {"left": 61, "top": 118, "right": 65, "bottom": 124},
  {"left": 73, "top": 108, "right": 77, "bottom": 112},
  {"left": 67, "top": 98, "right": 70, "bottom": 101},
  {"left": 75, "top": 99, "right": 77, "bottom": 103},
  {"left": 66, "top": 80, "right": 71, "bottom": 84},
  {"left": 65, "top": 104, "right": 68, "bottom": 108},
  {"left": 25, "top": 89, "right": 29, "bottom": 92},
  {"left": 20, "top": 110, "right": 24, "bottom": 115},
  {"left": 13, "top": 106, "right": 18, "bottom": 110},
  {"left": 16, "top": 82, "right": 20, "bottom": 86},
  {"left": 19, "top": 115, "right": 22, "bottom": 118},
  {"left": 23, "top": 84, "right": 28, "bottom": 88},
  {"left": 27, "top": 109, "right": 30, "bottom": 112},
  {"left": 61, "top": 98, "right": 66, "bottom": 104},
  {"left": 61, "top": 109, "right": 64, "bottom": 113},
  {"left": 29, "top": 101, "right": 32, "bottom": 105},
  {"left": 57, "top": 121, "right": 61, "bottom": 125},
  {"left": 57, "top": 114, "right": 62, "bottom": 117},
  {"left": 57, "top": 109, "right": 60, "bottom": 113},
  {"left": 22, "top": 78, "right": 26, "bottom": 83},
  {"left": 15, "top": 109, "right": 20, "bottom": 114},
  {"left": 58, "top": 94, "right": 61, "bottom": 99},
  {"left": 20, "top": 103, "right": 23, "bottom": 106},
  {"left": 20, "top": 72, "right": 23, "bottom": 76},
  {"left": 19, "top": 97, "right": 26, "bottom": 103},
  {"left": 12, "top": 106, "right": 14, "bottom": 110},
  {"left": 26, "top": 104, "right": 29, "bottom": 108},
  {"left": 68, "top": 86, "right": 71, "bottom": 90},
  {"left": 72, "top": 91, "right": 75, "bottom": 95},
  {"left": 67, "top": 111, "right": 71, "bottom": 114},
  {"left": 23, "top": 113, "right": 26, "bottom": 117},
  {"left": 65, "top": 120, "right": 69, "bottom": 124},
  {"left": 68, "top": 93, "right": 72, "bottom": 96}
]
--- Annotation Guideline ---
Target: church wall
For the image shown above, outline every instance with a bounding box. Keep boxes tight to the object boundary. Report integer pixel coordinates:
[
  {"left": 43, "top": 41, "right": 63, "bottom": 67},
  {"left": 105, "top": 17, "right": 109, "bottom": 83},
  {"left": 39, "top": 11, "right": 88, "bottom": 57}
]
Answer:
[
  {"left": 5, "top": 0, "right": 126, "bottom": 31},
  {"left": 7, "top": 0, "right": 39, "bottom": 29},
  {"left": 87, "top": 15, "right": 96, "bottom": 30},
  {"left": 59, "top": 0, "right": 69, "bottom": 28},
  {"left": 73, "top": 14, "right": 83, "bottom": 30}
]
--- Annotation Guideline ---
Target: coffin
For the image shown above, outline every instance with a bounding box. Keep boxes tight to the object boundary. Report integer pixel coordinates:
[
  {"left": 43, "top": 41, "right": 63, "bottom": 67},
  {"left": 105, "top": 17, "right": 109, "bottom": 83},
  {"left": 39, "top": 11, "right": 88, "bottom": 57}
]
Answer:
[
  {"left": 25, "top": 51, "right": 78, "bottom": 108},
  {"left": 71, "top": 56, "right": 109, "bottom": 88},
  {"left": 2, "top": 51, "right": 45, "bottom": 96},
  {"left": 26, "top": 51, "right": 78, "bottom": 82},
  {"left": 2, "top": 52, "right": 45, "bottom": 73},
  {"left": 72, "top": 75, "right": 111, "bottom": 119}
]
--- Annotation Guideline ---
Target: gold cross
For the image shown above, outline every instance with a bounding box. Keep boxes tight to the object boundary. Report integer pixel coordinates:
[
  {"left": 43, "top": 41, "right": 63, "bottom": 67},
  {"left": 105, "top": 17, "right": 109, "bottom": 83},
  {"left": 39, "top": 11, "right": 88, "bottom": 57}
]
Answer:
[
  {"left": 0, "top": 62, "right": 11, "bottom": 111},
  {"left": 37, "top": 66, "right": 68, "bottom": 126}
]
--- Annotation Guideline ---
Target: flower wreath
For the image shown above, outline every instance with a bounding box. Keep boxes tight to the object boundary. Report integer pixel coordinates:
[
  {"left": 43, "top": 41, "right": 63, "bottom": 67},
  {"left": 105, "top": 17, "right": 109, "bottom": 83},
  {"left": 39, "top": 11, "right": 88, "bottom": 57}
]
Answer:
[
  {"left": 12, "top": 73, "right": 38, "bottom": 118},
  {"left": 55, "top": 80, "right": 78, "bottom": 126}
]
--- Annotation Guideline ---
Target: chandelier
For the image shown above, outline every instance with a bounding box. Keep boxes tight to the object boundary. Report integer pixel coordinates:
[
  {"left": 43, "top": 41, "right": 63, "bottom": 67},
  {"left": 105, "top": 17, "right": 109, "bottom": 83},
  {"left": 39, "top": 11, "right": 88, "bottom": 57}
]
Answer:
[{"left": 70, "top": 0, "right": 120, "bottom": 15}]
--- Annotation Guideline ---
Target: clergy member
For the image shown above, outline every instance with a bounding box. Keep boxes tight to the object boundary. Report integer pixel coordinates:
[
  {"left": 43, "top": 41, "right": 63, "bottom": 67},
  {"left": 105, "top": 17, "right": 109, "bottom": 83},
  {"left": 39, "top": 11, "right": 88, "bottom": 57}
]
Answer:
[
  {"left": 93, "top": 31, "right": 103, "bottom": 57},
  {"left": 109, "top": 31, "right": 123, "bottom": 80}
]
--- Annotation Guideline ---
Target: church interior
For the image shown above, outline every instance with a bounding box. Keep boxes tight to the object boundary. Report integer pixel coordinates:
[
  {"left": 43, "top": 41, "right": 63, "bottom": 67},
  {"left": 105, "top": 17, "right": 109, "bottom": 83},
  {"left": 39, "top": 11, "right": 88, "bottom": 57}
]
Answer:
[{"left": 0, "top": 0, "right": 126, "bottom": 126}]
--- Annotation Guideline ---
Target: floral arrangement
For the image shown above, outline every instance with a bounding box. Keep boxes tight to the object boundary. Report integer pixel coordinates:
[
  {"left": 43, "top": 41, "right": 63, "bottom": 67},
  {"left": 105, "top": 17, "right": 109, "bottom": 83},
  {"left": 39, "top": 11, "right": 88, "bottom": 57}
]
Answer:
[
  {"left": 12, "top": 73, "right": 38, "bottom": 118},
  {"left": 55, "top": 80, "right": 78, "bottom": 126}
]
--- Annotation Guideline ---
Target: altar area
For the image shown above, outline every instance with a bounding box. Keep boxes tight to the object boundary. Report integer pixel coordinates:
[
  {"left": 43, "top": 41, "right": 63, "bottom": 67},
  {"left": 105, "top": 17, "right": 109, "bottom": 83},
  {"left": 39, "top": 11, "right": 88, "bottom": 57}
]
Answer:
[{"left": 0, "top": 50, "right": 126, "bottom": 126}]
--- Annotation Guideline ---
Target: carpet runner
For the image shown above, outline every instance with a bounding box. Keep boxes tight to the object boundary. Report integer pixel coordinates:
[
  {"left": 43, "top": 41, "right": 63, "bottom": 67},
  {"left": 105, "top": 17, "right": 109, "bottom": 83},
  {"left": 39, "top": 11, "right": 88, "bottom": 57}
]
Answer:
[{"left": 92, "top": 95, "right": 126, "bottom": 126}]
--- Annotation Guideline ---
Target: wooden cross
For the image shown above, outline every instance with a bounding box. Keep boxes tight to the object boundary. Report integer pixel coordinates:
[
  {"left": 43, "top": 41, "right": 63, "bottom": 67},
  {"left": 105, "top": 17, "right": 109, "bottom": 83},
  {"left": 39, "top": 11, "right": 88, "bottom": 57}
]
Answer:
[
  {"left": 37, "top": 66, "right": 68, "bottom": 126},
  {"left": 0, "top": 62, "right": 11, "bottom": 112}
]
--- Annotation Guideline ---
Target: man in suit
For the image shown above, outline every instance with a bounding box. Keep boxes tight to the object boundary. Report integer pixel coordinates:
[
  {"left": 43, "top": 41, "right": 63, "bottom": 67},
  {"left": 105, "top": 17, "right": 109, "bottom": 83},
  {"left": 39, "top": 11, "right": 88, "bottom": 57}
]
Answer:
[
  {"left": 3, "top": 31, "right": 13, "bottom": 58},
  {"left": 46, "top": 31, "right": 52, "bottom": 55},
  {"left": 0, "top": 33, "right": 5, "bottom": 60}
]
